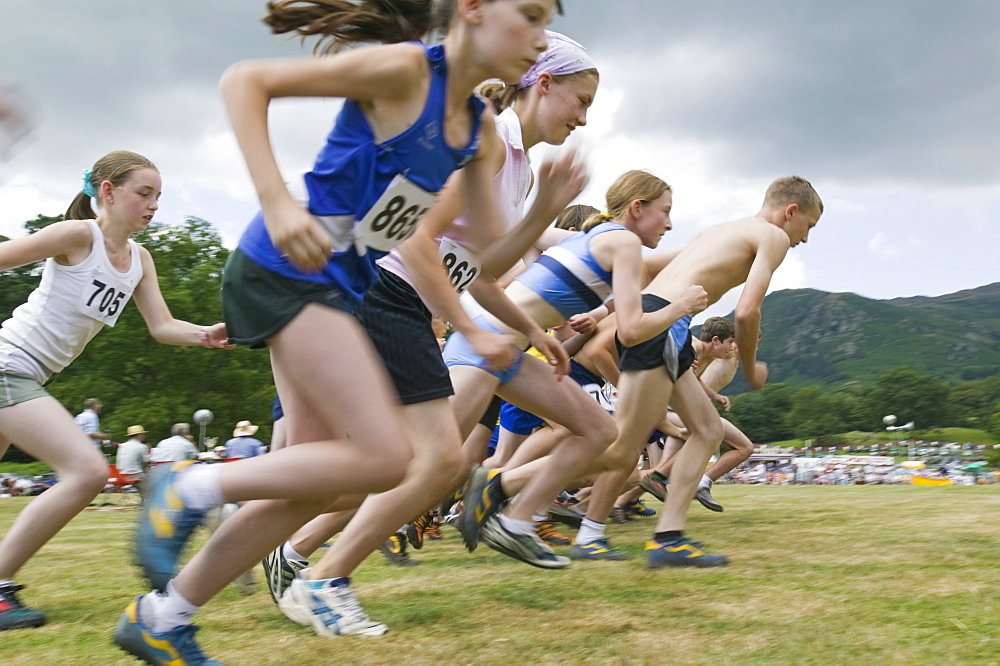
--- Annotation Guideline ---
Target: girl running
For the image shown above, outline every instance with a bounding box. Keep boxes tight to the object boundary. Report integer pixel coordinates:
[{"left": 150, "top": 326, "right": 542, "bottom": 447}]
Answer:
[
  {"left": 0, "top": 150, "right": 231, "bottom": 632},
  {"left": 115, "top": 1, "right": 562, "bottom": 663},
  {"left": 263, "top": 30, "right": 596, "bottom": 633}
]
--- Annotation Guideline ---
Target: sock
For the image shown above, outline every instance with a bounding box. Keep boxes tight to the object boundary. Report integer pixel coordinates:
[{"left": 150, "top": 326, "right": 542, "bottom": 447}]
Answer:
[
  {"left": 282, "top": 542, "right": 308, "bottom": 564},
  {"left": 306, "top": 576, "right": 349, "bottom": 590},
  {"left": 575, "top": 518, "right": 606, "bottom": 545},
  {"left": 699, "top": 475, "right": 713, "bottom": 490},
  {"left": 571, "top": 505, "right": 587, "bottom": 517},
  {"left": 655, "top": 530, "right": 683, "bottom": 544},
  {"left": 174, "top": 464, "right": 224, "bottom": 512},
  {"left": 531, "top": 513, "right": 548, "bottom": 523},
  {"left": 142, "top": 580, "right": 200, "bottom": 634},
  {"left": 498, "top": 514, "right": 536, "bottom": 536}
]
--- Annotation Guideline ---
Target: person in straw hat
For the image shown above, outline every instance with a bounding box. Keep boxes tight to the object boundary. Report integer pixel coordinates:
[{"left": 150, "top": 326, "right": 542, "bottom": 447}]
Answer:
[
  {"left": 224, "top": 421, "right": 264, "bottom": 459},
  {"left": 116, "top": 425, "right": 150, "bottom": 484}
]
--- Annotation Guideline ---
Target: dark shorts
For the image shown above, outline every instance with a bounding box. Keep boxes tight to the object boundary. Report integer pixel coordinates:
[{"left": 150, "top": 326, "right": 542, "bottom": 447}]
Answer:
[
  {"left": 617, "top": 294, "right": 695, "bottom": 381},
  {"left": 357, "top": 268, "right": 453, "bottom": 405},
  {"left": 222, "top": 248, "right": 350, "bottom": 349},
  {"left": 478, "top": 395, "right": 504, "bottom": 428}
]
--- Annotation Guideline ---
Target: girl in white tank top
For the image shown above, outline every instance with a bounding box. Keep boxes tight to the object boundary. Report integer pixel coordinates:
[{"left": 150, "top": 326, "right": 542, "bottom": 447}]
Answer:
[{"left": 0, "top": 150, "right": 231, "bottom": 630}]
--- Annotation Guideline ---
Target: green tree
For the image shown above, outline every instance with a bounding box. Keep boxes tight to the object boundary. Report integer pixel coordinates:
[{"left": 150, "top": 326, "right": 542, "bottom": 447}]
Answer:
[
  {"left": 788, "top": 386, "right": 847, "bottom": 443},
  {"left": 2, "top": 215, "right": 276, "bottom": 461},
  {"left": 869, "top": 367, "right": 949, "bottom": 429},
  {"left": 947, "top": 382, "right": 990, "bottom": 429},
  {"left": 728, "top": 383, "right": 794, "bottom": 443}
]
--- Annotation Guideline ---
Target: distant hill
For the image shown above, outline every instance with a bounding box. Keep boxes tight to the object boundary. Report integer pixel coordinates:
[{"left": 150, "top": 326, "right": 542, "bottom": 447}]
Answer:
[{"left": 713, "top": 282, "right": 1000, "bottom": 394}]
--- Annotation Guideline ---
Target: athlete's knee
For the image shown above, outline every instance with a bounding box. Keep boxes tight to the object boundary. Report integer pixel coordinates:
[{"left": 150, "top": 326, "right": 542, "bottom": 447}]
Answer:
[
  {"left": 581, "top": 411, "right": 617, "bottom": 451},
  {"left": 69, "top": 458, "right": 110, "bottom": 496}
]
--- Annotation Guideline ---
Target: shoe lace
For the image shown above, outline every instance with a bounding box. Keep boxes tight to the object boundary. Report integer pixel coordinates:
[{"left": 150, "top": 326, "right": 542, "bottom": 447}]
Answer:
[{"left": 326, "top": 585, "right": 370, "bottom": 622}]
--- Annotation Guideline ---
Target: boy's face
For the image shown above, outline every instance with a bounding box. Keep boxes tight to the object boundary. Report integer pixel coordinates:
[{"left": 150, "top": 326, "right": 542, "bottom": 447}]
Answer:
[
  {"left": 784, "top": 203, "right": 821, "bottom": 247},
  {"left": 708, "top": 336, "right": 736, "bottom": 359}
]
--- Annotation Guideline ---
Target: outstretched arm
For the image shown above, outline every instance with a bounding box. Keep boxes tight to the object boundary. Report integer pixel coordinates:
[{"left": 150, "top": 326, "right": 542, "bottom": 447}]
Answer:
[
  {"left": 734, "top": 233, "right": 788, "bottom": 389},
  {"left": 132, "top": 247, "right": 232, "bottom": 348}
]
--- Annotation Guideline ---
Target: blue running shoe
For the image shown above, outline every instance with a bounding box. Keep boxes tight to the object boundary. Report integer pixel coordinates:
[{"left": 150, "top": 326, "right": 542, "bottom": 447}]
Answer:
[
  {"left": 458, "top": 466, "right": 507, "bottom": 552},
  {"left": 645, "top": 537, "right": 729, "bottom": 568},
  {"left": 113, "top": 596, "right": 221, "bottom": 665},
  {"left": 135, "top": 460, "right": 209, "bottom": 591},
  {"left": 568, "top": 538, "right": 632, "bottom": 561},
  {"left": 625, "top": 500, "right": 656, "bottom": 517}
]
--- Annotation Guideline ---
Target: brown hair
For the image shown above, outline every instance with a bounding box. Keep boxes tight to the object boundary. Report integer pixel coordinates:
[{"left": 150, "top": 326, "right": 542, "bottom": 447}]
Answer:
[
  {"left": 554, "top": 204, "right": 598, "bottom": 231},
  {"left": 479, "top": 68, "right": 599, "bottom": 113},
  {"left": 763, "top": 176, "right": 823, "bottom": 215},
  {"left": 65, "top": 150, "right": 158, "bottom": 221},
  {"left": 263, "top": 0, "right": 458, "bottom": 53},
  {"left": 581, "top": 170, "right": 671, "bottom": 232},
  {"left": 700, "top": 317, "right": 735, "bottom": 342}
]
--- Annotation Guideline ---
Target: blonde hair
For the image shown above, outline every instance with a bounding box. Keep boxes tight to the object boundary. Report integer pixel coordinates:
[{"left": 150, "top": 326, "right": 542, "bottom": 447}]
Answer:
[
  {"left": 554, "top": 204, "right": 599, "bottom": 231},
  {"left": 581, "top": 170, "right": 671, "bottom": 232},
  {"left": 65, "top": 150, "right": 157, "bottom": 221},
  {"left": 763, "top": 176, "right": 823, "bottom": 215}
]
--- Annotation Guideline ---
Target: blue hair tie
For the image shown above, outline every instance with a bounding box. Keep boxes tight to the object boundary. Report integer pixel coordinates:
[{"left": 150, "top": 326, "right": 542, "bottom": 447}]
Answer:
[{"left": 81, "top": 169, "right": 95, "bottom": 198}]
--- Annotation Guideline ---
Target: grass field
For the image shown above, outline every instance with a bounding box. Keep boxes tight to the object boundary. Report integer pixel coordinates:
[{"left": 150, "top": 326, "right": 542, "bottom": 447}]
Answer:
[{"left": 2, "top": 484, "right": 998, "bottom": 665}]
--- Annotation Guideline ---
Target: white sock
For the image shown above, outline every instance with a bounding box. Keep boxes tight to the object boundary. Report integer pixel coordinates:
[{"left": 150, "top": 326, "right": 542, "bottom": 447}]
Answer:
[
  {"left": 575, "top": 518, "right": 606, "bottom": 545},
  {"left": 699, "top": 475, "right": 713, "bottom": 490},
  {"left": 531, "top": 513, "right": 548, "bottom": 523},
  {"left": 174, "top": 464, "right": 224, "bottom": 512},
  {"left": 141, "top": 580, "right": 200, "bottom": 634},
  {"left": 498, "top": 514, "right": 535, "bottom": 536},
  {"left": 282, "top": 541, "right": 308, "bottom": 564}
]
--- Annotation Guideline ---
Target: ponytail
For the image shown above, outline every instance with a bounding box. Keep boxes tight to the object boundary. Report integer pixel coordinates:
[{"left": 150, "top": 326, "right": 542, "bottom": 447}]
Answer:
[
  {"left": 64, "top": 150, "right": 157, "bottom": 221},
  {"left": 263, "top": 0, "right": 452, "bottom": 53}
]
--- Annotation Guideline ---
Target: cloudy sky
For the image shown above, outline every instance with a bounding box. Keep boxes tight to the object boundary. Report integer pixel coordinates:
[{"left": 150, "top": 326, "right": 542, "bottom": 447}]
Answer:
[{"left": 1, "top": 1, "right": 997, "bottom": 322}]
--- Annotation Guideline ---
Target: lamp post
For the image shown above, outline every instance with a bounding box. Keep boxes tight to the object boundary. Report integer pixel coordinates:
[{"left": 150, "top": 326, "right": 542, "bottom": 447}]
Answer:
[
  {"left": 193, "top": 409, "right": 214, "bottom": 453},
  {"left": 883, "top": 415, "right": 897, "bottom": 457}
]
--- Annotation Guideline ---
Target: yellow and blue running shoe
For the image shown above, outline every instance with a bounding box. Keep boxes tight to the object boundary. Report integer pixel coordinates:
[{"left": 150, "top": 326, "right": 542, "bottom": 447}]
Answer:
[
  {"left": 458, "top": 466, "right": 507, "bottom": 552},
  {"left": 568, "top": 538, "right": 632, "bottom": 561},
  {"left": 135, "top": 461, "right": 209, "bottom": 591},
  {"left": 113, "top": 596, "right": 221, "bottom": 665},
  {"left": 645, "top": 536, "right": 728, "bottom": 568},
  {"left": 625, "top": 500, "right": 656, "bottom": 517}
]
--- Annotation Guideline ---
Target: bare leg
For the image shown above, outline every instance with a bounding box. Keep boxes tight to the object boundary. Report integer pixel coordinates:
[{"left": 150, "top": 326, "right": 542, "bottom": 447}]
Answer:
[
  {"left": 288, "top": 509, "right": 357, "bottom": 557},
  {"left": 0, "top": 397, "right": 108, "bottom": 579},
  {"left": 486, "top": 428, "right": 529, "bottom": 468},
  {"left": 172, "top": 306, "right": 413, "bottom": 606},
  {"left": 652, "top": 373, "right": 723, "bottom": 533},
  {"left": 308, "top": 398, "right": 465, "bottom": 580},
  {"left": 705, "top": 419, "right": 754, "bottom": 481}
]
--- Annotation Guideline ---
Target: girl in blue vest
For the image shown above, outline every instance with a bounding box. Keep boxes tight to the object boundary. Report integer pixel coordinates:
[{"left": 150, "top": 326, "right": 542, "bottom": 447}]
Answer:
[
  {"left": 450, "top": 170, "right": 708, "bottom": 568},
  {"left": 116, "top": 1, "right": 561, "bottom": 663},
  {"left": 0, "top": 150, "right": 231, "bottom": 632}
]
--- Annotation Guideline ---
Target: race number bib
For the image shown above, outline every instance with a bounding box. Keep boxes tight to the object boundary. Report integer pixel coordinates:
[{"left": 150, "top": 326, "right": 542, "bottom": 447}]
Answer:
[
  {"left": 354, "top": 175, "right": 435, "bottom": 255},
  {"left": 583, "top": 382, "right": 616, "bottom": 414},
  {"left": 438, "top": 238, "right": 482, "bottom": 294},
  {"left": 76, "top": 269, "right": 133, "bottom": 326}
]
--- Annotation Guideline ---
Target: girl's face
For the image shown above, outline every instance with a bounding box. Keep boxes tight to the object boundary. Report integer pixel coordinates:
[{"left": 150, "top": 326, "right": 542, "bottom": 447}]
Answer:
[
  {"left": 104, "top": 167, "right": 161, "bottom": 232},
  {"left": 477, "top": 0, "right": 554, "bottom": 84},
  {"left": 536, "top": 73, "right": 597, "bottom": 145},
  {"left": 633, "top": 191, "right": 673, "bottom": 249}
]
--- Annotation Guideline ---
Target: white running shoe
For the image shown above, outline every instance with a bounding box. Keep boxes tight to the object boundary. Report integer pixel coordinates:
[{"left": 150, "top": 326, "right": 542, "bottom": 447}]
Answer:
[
  {"left": 278, "top": 569, "right": 388, "bottom": 637},
  {"left": 480, "top": 516, "right": 570, "bottom": 569}
]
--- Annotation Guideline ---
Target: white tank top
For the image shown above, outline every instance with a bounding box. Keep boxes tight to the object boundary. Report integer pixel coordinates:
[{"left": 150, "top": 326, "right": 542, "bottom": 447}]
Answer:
[
  {"left": 0, "top": 219, "right": 143, "bottom": 381},
  {"left": 377, "top": 107, "right": 531, "bottom": 296}
]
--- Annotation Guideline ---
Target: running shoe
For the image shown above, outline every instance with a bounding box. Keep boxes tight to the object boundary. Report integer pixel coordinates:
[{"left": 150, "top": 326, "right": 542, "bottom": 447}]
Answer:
[
  {"left": 695, "top": 486, "right": 724, "bottom": 512},
  {"left": 405, "top": 511, "right": 433, "bottom": 550},
  {"left": 458, "top": 466, "right": 507, "bottom": 552},
  {"left": 263, "top": 544, "right": 308, "bottom": 605},
  {"left": 113, "top": 596, "right": 221, "bottom": 665},
  {"left": 378, "top": 533, "right": 419, "bottom": 567},
  {"left": 535, "top": 519, "right": 570, "bottom": 547},
  {"left": 0, "top": 583, "right": 46, "bottom": 630},
  {"left": 480, "top": 516, "right": 570, "bottom": 569},
  {"left": 548, "top": 501, "right": 583, "bottom": 528},
  {"left": 645, "top": 536, "right": 729, "bottom": 568},
  {"left": 609, "top": 505, "right": 629, "bottom": 524},
  {"left": 625, "top": 499, "right": 656, "bottom": 517},
  {"left": 442, "top": 501, "right": 463, "bottom": 528},
  {"left": 278, "top": 571, "right": 388, "bottom": 637},
  {"left": 135, "top": 460, "right": 209, "bottom": 591},
  {"left": 639, "top": 471, "right": 668, "bottom": 502},
  {"left": 568, "top": 538, "right": 632, "bottom": 561},
  {"left": 425, "top": 520, "right": 444, "bottom": 541}
]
